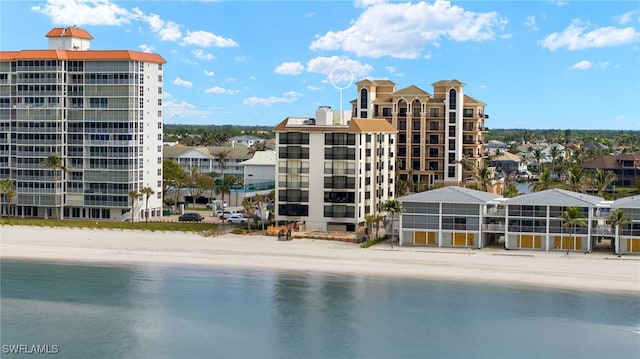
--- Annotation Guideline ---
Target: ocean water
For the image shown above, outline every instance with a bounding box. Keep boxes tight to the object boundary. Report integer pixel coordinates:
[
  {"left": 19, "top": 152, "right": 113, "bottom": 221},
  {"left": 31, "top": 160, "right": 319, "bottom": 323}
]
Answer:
[{"left": 1, "top": 260, "right": 638, "bottom": 359}]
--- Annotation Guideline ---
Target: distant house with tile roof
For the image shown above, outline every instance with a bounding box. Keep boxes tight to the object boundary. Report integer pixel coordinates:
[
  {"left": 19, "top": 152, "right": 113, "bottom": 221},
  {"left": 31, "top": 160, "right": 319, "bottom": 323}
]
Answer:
[
  {"left": 580, "top": 153, "right": 640, "bottom": 187},
  {"left": 163, "top": 145, "right": 251, "bottom": 178}
]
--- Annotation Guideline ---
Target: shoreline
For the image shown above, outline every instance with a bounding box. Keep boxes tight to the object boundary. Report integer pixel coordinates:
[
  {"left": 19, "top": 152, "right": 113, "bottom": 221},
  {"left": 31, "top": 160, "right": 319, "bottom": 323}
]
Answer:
[{"left": 1, "top": 225, "right": 639, "bottom": 295}]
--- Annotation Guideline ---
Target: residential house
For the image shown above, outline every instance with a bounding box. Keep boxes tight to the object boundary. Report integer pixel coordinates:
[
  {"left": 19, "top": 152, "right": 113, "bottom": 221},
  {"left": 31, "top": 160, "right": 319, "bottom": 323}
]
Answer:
[{"left": 580, "top": 153, "right": 640, "bottom": 187}]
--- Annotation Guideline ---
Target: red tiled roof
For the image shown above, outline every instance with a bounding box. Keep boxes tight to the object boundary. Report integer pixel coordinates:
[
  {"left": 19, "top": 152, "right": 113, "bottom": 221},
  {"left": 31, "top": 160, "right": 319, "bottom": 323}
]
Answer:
[
  {"left": 0, "top": 49, "right": 166, "bottom": 64},
  {"left": 46, "top": 27, "right": 94, "bottom": 40}
]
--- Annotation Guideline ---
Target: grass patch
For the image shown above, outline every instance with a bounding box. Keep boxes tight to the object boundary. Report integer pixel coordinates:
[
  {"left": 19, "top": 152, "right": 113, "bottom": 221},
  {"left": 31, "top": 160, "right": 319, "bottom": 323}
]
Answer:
[
  {"left": 1, "top": 218, "right": 218, "bottom": 233},
  {"left": 360, "top": 236, "right": 386, "bottom": 248}
]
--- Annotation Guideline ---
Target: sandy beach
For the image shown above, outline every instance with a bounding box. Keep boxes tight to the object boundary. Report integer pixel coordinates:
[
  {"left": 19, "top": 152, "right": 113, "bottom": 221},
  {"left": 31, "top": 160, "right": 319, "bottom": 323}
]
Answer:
[{"left": 1, "top": 225, "right": 639, "bottom": 294}]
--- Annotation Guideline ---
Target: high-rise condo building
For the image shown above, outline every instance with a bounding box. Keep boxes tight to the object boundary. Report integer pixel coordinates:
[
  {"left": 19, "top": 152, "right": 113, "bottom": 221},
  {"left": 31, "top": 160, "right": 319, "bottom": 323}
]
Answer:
[
  {"left": 352, "top": 79, "right": 488, "bottom": 190},
  {"left": 0, "top": 27, "right": 166, "bottom": 220},
  {"left": 273, "top": 106, "right": 397, "bottom": 232}
]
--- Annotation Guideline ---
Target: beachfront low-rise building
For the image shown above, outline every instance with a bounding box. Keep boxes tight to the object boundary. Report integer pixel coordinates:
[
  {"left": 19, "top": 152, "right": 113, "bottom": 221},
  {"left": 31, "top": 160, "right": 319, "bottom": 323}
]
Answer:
[
  {"left": 610, "top": 196, "right": 640, "bottom": 254},
  {"left": 397, "top": 187, "right": 640, "bottom": 254},
  {"left": 397, "top": 186, "right": 502, "bottom": 248}
]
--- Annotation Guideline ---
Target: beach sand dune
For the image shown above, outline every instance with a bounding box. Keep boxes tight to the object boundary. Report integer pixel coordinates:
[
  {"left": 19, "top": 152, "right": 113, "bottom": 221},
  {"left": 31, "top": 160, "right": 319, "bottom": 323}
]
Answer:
[{"left": 1, "top": 226, "right": 638, "bottom": 294}]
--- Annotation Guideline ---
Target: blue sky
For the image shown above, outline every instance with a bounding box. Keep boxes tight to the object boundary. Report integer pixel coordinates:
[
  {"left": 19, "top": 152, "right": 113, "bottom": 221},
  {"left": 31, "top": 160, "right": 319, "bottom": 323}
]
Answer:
[{"left": 1, "top": 0, "right": 639, "bottom": 130}]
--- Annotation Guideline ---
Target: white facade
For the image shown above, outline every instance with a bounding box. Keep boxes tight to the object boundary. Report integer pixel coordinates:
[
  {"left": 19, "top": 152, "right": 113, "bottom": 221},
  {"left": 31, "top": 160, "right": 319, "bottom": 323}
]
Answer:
[
  {"left": 273, "top": 107, "right": 397, "bottom": 232},
  {"left": 241, "top": 150, "right": 276, "bottom": 191},
  {"left": 0, "top": 27, "right": 165, "bottom": 220}
]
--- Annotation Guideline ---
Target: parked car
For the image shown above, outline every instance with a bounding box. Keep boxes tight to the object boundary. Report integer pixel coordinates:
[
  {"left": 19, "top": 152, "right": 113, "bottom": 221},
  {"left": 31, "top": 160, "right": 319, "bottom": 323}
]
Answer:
[
  {"left": 178, "top": 212, "right": 204, "bottom": 222},
  {"left": 217, "top": 210, "right": 238, "bottom": 219},
  {"left": 227, "top": 214, "right": 248, "bottom": 224}
]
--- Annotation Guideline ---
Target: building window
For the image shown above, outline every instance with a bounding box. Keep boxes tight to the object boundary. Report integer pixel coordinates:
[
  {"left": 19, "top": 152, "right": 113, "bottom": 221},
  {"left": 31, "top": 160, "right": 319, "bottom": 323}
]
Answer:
[
  {"left": 412, "top": 120, "right": 421, "bottom": 130},
  {"left": 158, "top": 122, "right": 162, "bottom": 129},
  {"left": 360, "top": 88, "right": 368, "bottom": 109},
  {"left": 158, "top": 99, "right": 162, "bottom": 106},
  {"left": 449, "top": 89, "right": 457, "bottom": 109},
  {"left": 279, "top": 132, "right": 309, "bottom": 145},
  {"left": 158, "top": 145, "right": 162, "bottom": 152},
  {"left": 158, "top": 75, "right": 162, "bottom": 82},
  {"left": 448, "top": 167, "right": 456, "bottom": 177},
  {"left": 158, "top": 87, "right": 163, "bottom": 94},
  {"left": 382, "top": 108, "right": 392, "bottom": 116},
  {"left": 429, "top": 108, "right": 440, "bottom": 117},
  {"left": 463, "top": 109, "right": 474, "bottom": 117},
  {"left": 325, "top": 133, "right": 356, "bottom": 145},
  {"left": 158, "top": 110, "right": 162, "bottom": 117},
  {"left": 430, "top": 121, "right": 439, "bottom": 130},
  {"left": 429, "top": 134, "right": 439, "bottom": 144}
]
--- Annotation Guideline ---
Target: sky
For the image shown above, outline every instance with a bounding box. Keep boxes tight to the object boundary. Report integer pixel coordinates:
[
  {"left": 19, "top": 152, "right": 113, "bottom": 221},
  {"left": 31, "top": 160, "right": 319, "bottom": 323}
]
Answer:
[{"left": 1, "top": 0, "right": 639, "bottom": 130}]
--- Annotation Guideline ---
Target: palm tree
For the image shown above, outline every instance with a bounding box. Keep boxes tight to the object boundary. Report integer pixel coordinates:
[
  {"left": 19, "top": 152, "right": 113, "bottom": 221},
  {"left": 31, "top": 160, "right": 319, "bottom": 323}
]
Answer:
[
  {"left": 382, "top": 199, "right": 404, "bottom": 249},
  {"left": 373, "top": 213, "right": 385, "bottom": 240},
  {"left": 532, "top": 148, "right": 544, "bottom": 172},
  {"left": 128, "top": 190, "right": 140, "bottom": 225},
  {"left": 215, "top": 149, "right": 232, "bottom": 181},
  {"left": 503, "top": 183, "right": 520, "bottom": 198},
  {"left": 241, "top": 198, "right": 254, "bottom": 234},
  {"left": 455, "top": 156, "right": 475, "bottom": 187},
  {"left": 42, "top": 154, "right": 67, "bottom": 223},
  {"left": 140, "top": 186, "right": 155, "bottom": 226},
  {"left": 395, "top": 179, "right": 408, "bottom": 197},
  {"left": 563, "top": 166, "right": 589, "bottom": 193},
  {"left": 559, "top": 206, "right": 587, "bottom": 254},
  {"left": 0, "top": 178, "right": 16, "bottom": 221},
  {"left": 529, "top": 168, "right": 556, "bottom": 192},
  {"left": 590, "top": 169, "right": 617, "bottom": 198},
  {"left": 474, "top": 164, "right": 493, "bottom": 192},
  {"left": 608, "top": 209, "right": 632, "bottom": 257},
  {"left": 253, "top": 193, "right": 266, "bottom": 233},
  {"left": 364, "top": 214, "right": 376, "bottom": 241}
]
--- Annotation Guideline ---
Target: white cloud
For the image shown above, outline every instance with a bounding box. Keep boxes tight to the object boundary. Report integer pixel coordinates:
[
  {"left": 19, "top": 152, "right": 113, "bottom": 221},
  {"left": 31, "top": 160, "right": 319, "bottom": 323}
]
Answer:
[
  {"left": 539, "top": 19, "right": 640, "bottom": 50},
  {"left": 615, "top": 10, "right": 636, "bottom": 25},
  {"left": 182, "top": 30, "right": 239, "bottom": 47},
  {"left": 33, "top": 0, "right": 240, "bottom": 47},
  {"left": 192, "top": 49, "right": 215, "bottom": 60},
  {"left": 306, "top": 56, "right": 373, "bottom": 78},
  {"left": 550, "top": 1, "right": 569, "bottom": 7},
  {"left": 243, "top": 91, "right": 302, "bottom": 107},
  {"left": 172, "top": 77, "right": 193, "bottom": 88},
  {"left": 163, "top": 100, "right": 210, "bottom": 121},
  {"left": 144, "top": 13, "right": 182, "bottom": 41},
  {"left": 310, "top": 0, "right": 507, "bottom": 59},
  {"left": 203, "top": 70, "right": 215, "bottom": 77},
  {"left": 525, "top": 15, "right": 538, "bottom": 31},
  {"left": 205, "top": 86, "right": 239, "bottom": 95},
  {"left": 31, "top": 0, "right": 135, "bottom": 26},
  {"left": 275, "top": 62, "right": 305, "bottom": 75},
  {"left": 570, "top": 60, "right": 591, "bottom": 70},
  {"left": 235, "top": 56, "right": 250, "bottom": 62},
  {"left": 307, "top": 85, "right": 323, "bottom": 91},
  {"left": 385, "top": 66, "right": 396, "bottom": 74},
  {"left": 139, "top": 44, "right": 154, "bottom": 52}
]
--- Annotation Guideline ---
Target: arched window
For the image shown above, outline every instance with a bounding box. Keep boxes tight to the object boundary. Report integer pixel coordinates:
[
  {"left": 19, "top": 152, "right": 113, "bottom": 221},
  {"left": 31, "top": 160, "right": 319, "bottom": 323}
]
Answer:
[
  {"left": 449, "top": 89, "right": 457, "bottom": 110},
  {"left": 360, "top": 88, "right": 368, "bottom": 109}
]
